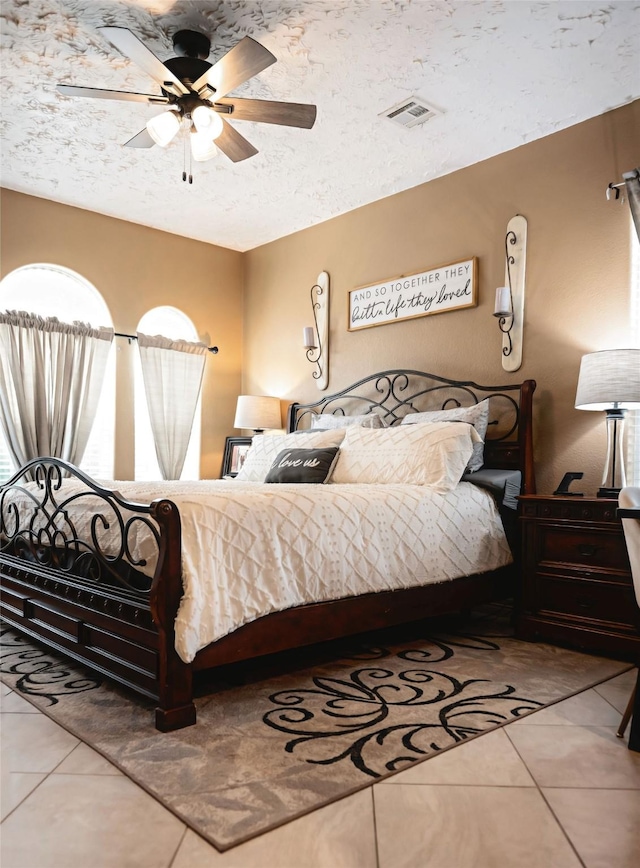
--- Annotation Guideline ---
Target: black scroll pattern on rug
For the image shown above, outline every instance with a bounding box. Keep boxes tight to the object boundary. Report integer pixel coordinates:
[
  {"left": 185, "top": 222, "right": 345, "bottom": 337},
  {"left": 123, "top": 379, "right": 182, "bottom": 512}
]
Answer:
[
  {"left": 0, "top": 626, "right": 101, "bottom": 705},
  {"left": 342, "top": 635, "right": 458, "bottom": 664},
  {"left": 263, "top": 634, "right": 543, "bottom": 778}
]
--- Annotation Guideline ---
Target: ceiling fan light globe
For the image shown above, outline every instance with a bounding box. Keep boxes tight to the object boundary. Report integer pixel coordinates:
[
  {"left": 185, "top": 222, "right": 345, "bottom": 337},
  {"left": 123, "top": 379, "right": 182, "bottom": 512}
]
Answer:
[
  {"left": 193, "top": 106, "right": 223, "bottom": 140},
  {"left": 209, "top": 111, "right": 224, "bottom": 140},
  {"left": 146, "top": 110, "right": 181, "bottom": 147},
  {"left": 192, "top": 104, "right": 211, "bottom": 131},
  {"left": 190, "top": 129, "right": 218, "bottom": 162}
]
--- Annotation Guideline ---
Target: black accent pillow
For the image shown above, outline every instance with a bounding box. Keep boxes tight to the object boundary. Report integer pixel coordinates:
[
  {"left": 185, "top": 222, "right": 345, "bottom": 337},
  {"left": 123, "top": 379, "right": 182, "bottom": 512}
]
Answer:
[{"left": 265, "top": 447, "right": 340, "bottom": 484}]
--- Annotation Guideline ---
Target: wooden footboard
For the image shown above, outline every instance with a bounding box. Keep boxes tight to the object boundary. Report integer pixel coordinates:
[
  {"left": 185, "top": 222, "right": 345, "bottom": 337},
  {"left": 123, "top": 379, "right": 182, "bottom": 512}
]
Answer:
[{"left": 0, "top": 458, "right": 195, "bottom": 731}]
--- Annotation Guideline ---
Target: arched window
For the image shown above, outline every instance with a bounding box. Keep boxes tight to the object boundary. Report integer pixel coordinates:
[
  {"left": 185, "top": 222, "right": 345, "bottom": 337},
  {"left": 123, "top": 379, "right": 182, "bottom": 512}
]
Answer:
[
  {"left": 0, "top": 264, "right": 115, "bottom": 481},
  {"left": 135, "top": 306, "right": 201, "bottom": 481}
]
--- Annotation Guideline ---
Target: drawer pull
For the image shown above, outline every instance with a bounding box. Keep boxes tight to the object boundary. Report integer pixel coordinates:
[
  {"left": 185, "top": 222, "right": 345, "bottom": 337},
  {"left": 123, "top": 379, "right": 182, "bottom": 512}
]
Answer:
[{"left": 577, "top": 544, "right": 598, "bottom": 558}]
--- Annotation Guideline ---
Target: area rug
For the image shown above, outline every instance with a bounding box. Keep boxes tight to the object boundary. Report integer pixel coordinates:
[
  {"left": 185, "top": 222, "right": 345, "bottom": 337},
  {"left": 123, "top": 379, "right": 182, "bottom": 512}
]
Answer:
[{"left": 0, "top": 605, "right": 631, "bottom": 851}]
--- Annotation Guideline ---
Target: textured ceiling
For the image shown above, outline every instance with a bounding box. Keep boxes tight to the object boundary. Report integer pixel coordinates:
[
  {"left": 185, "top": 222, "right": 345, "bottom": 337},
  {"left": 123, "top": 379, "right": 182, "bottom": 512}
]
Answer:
[{"left": 1, "top": 1, "right": 638, "bottom": 251}]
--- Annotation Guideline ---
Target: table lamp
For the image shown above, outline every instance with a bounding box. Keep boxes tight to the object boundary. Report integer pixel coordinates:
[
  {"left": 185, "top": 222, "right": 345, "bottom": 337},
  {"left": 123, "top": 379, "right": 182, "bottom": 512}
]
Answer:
[
  {"left": 234, "top": 395, "right": 281, "bottom": 434},
  {"left": 575, "top": 349, "right": 640, "bottom": 497}
]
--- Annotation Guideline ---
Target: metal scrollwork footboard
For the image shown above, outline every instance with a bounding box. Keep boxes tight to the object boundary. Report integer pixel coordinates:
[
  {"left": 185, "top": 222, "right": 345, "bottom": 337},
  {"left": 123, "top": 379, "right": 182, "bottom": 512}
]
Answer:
[
  {"left": 1, "top": 459, "right": 159, "bottom": 592},
  {"left": 0, "top": 458, "right": 195, "bottom": 731}
]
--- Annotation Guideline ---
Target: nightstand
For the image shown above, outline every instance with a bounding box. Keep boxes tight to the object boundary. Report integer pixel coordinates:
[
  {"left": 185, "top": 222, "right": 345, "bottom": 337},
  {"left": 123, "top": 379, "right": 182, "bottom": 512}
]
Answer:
[{"left": 517, "top": 495, "right": 640, "bottom": 658}]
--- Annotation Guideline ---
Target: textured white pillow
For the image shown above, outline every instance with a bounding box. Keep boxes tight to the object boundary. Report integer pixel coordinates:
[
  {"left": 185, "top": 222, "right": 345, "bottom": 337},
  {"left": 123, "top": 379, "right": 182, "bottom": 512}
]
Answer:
[
  {"left": 400, "top": 399, "right": 490, "bottom": 472},
  {"left": 310, "top": 413, "right": 387, "bottom": 429},
  {"left": 236, "top": 429, "right": 345, "bottom": 482},
  {"left": 331, "top": 422, "right": 481, "bottom": 491}
]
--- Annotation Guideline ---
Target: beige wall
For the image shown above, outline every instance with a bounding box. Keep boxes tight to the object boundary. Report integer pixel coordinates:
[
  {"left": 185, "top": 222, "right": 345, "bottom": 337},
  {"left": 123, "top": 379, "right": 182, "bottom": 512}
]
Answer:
[
  {"left": 0, "top": 190, "right": 244, "bottom": 479},
  {"left": 2, "top": 101, "right": 638, "bottom": 490},
  {"left": 244, "top": 101, "right": 640, "bottom": 494}
]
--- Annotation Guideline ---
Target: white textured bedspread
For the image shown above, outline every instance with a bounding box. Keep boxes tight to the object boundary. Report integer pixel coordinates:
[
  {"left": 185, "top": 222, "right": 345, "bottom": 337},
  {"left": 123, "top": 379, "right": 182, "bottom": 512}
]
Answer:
[{"left": 104, "top": 480, "right": 512, "bottom": 663}]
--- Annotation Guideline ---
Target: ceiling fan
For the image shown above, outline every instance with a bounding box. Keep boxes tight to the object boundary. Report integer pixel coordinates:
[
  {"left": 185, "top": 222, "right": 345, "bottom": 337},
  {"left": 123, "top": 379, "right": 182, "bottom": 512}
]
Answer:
[{"left": 57, "top": 27, "right": 317, "bottom": 170}]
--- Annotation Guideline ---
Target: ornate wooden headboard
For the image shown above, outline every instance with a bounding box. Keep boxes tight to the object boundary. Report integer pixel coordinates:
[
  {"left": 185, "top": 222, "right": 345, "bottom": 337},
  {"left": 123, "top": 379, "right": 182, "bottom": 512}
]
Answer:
[{"left": 287, "top": 369, "right": 536, "bottom": 495}]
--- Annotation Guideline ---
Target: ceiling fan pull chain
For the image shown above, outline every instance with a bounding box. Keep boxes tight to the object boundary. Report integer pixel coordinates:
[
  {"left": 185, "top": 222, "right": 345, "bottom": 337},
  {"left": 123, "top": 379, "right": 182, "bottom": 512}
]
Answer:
[{"left": 182, "top": 128, "right": 187, "bottom": 182}]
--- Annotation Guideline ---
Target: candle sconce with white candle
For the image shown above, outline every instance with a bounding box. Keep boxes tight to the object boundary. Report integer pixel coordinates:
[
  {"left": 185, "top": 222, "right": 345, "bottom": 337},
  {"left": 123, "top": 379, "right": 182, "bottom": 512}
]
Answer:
[
  {"left": 303, "top": 271, "right": 330, "bottom": 390},
  {"left": 493, "top": 215, "right": 527, "bottom": 372}
]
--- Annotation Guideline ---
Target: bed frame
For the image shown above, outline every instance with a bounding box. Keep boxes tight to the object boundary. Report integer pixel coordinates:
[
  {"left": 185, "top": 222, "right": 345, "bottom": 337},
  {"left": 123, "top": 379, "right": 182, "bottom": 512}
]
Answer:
[{"left": 0, "top": 369, "right": 536, "bottom": 731}]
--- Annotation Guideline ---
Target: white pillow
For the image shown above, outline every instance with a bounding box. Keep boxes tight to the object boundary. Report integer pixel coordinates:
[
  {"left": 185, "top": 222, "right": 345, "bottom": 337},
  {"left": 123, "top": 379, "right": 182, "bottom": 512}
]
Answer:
[
  {"left": 235, "top": 429, "right": 345, "bottom": 482},
  {"left": 400, "top": 399, "right": 490, "bottom": 472},
  {"left": 331, "top": 422, "right": 481, "bottom": 491},
  {"left": 310, "top": 413, "right": 387, "bottom": 429}
]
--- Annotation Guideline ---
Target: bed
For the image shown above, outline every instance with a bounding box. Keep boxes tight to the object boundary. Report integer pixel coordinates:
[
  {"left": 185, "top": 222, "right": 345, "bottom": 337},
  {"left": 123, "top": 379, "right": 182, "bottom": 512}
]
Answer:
[{"left": 0, "top": 369, "right": 536, "bottom": 730}]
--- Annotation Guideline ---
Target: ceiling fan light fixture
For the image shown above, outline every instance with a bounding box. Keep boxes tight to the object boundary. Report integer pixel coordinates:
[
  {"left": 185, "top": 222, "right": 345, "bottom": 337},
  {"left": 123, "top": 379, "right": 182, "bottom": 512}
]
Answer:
[
  {"left": 58, "top": 27, "right": 317, "bottom": 167},
  {"left": 146, "top": 109, "right": 181, "bottom": 147},
  {"left": 190, "top": 128, "right": 218, "bottom": 162},
  {"left": 192, "top": 105, "right": 223, "bottom": 140}
]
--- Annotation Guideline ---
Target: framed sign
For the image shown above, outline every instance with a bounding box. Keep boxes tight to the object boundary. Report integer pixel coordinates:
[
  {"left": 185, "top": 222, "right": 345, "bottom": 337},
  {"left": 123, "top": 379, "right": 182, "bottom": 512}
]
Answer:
[
  {"left": 348, "top": 257, "right": 477, "bottom": 331},
  {"left": 221, "top": 436, "right": 253, "bottom": 478}
]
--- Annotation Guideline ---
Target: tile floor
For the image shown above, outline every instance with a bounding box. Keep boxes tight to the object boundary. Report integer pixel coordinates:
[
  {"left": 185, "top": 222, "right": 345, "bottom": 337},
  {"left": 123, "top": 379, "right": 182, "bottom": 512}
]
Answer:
[{"left": 1, "top": 669, "right": 639, "bottom": 868}]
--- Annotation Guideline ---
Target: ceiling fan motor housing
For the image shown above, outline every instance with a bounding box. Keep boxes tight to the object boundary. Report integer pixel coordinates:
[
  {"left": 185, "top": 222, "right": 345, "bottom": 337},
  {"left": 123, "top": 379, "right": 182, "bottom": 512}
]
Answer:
[
  {"left": 162, "top": 30, "right": 213, "bottom": 94},
  {"left": 163, "top": 56, "right": 212, "bottom": 93},
  {"left": 172, "top": 30, "right": 211, "bottom": 60}
]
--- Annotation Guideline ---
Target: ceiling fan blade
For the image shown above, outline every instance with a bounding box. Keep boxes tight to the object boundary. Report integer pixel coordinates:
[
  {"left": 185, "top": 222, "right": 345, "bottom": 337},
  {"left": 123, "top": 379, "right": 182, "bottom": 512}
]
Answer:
[
  {"left": 215, "top": 118, "right": 258, "bottom": 162},
  {"left": 123, "top": 128, "right": 156, "bottom": 148},
  {"left": 57, "top": 84, "right": 170, "bottom": 105},
  {"left": 98, "top": 26, "right": 189, "bottom": 97},
  {"left": 215, "top": 97, "right": 316, "bottom": 128},
  {"left": 192, "top": 36, "right": 276, "bottom": 100}
]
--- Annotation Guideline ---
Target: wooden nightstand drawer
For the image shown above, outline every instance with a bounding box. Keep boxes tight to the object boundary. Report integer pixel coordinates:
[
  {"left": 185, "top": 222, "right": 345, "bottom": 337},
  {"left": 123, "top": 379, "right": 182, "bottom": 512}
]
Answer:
[
  {"left": 520, "top": 499, "right": 618, "bottom": 523},
  {"left": 538, "top": 573, "right": 637, "bottom": 628},
  {"left": 538, "top": 525, "right": 629, "bottom": 574}
]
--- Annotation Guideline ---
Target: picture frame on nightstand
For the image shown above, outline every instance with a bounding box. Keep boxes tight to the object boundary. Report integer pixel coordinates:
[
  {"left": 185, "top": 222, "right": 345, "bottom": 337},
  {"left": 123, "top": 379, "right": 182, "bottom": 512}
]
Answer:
[{"left": 221, "top": 436, "right": 253, "bottom": 478}]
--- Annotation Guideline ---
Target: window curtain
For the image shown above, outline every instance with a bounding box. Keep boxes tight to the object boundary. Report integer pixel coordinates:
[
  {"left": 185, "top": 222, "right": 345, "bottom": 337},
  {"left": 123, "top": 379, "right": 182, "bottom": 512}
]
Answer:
[
  {"left": 0, "top": 310, "right": 114, "bottom": 471},
  {"left": 627, "top": 176, "right": 640, "bottom": 485},
  {"left": 136, "top": 333, "right": 207, "bottom": 481},
  {"left": 624, "top": 168, "right": 640, "bottom": 245}
]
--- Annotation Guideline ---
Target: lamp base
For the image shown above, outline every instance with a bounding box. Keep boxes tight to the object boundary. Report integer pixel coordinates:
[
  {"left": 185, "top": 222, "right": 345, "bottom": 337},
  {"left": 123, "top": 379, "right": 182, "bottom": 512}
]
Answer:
[
  {"left": 597, "top": 486, "right": 621, "bottom": 499},
  {"left": 597, "top": 407, "right": 627, "bottom": 501}
]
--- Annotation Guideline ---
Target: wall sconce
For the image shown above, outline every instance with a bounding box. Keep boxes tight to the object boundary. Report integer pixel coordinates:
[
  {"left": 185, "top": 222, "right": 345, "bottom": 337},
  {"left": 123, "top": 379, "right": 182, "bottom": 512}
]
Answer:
[
  {"left": 606, "top": 181, "right": 625, "bottom": 202},
  {"left": 303, "top": 270, "right": 330, "bottom": 391},
  {"left": 234, "top": 395, "right": 282, "bottom": 433},
  {"left": 493, "top": 214, "right": 527, "bottom": 372},
  {"left": 575, "top": 349, "right": 640, "bottom": 497}
]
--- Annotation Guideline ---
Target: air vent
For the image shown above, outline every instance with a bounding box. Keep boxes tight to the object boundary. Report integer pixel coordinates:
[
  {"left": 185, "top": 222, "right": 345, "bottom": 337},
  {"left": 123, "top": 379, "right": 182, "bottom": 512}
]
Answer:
[{"left": 380, "top": 97, "right": 442, "bottom": 129}]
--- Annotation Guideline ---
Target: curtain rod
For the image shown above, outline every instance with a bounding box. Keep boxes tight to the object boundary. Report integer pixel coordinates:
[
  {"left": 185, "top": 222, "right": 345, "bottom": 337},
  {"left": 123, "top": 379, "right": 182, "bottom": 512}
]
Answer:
[{"left": 114, "top": 332, "right": 218, "bottom": 354}]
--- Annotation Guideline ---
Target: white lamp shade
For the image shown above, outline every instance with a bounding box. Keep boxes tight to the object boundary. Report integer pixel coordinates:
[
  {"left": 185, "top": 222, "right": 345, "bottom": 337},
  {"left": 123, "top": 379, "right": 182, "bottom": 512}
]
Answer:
[
  {"left": 146, "top": 110, "right": 181, "bottom": 147},
  {"left": 190, "top": 129, "right": 218, "bottom": 162},
  {"left": 234, "top": 395, "right": 281, "bottom": 430},
  {"left": 192, "top": 106, "right": 223, "bottom": 139},
  {"left": 575, "top": 349, "right": 640, "bottom": 410}
]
